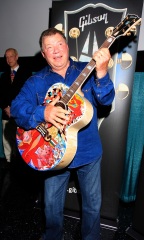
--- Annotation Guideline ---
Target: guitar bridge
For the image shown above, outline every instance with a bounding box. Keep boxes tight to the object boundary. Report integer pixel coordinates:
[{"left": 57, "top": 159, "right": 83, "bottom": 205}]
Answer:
[{"left": 36, "top": 124, "right": 51, "bottom": 141}]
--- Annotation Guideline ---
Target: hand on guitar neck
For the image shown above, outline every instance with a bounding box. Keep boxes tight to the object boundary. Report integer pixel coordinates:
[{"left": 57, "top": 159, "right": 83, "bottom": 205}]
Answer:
[
  {"left": 44, "top": 95, "right": 70, "bottom": 132},
  {"left": 93, "top": 48, "right": 111, "bottom": 79}
]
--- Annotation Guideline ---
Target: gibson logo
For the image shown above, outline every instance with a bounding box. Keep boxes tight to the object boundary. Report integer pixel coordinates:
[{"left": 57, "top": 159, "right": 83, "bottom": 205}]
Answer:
[{"left": 79, "top": 13, "right": 108, "bottom": 31}]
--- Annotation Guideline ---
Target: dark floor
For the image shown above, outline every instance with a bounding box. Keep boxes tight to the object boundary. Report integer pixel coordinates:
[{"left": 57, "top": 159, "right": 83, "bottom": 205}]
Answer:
[{"left": 0, "top": 157, "right": 136, "bottom": 240}]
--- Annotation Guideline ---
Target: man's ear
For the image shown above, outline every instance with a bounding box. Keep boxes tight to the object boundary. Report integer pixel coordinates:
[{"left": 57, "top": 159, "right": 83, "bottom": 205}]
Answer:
[{"left": 41, "top": 51, "right": 45, "bottom": 58}]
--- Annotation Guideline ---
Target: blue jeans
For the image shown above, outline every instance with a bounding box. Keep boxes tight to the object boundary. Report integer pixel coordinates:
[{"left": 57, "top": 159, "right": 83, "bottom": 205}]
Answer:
[{"left": 42, "top": 159, "right": 101, "bottom": 240}]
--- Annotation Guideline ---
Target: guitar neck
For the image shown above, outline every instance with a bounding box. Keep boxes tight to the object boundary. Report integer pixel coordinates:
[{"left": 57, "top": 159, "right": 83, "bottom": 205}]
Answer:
[{"left": 62, "top": 36, "right": 116, "bottom": 105}]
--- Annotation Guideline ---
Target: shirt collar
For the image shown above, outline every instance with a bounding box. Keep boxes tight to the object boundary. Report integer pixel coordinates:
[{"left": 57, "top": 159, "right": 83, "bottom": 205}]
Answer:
[{"left": 11, "top": 65, "right": 19, "bottom": 72}]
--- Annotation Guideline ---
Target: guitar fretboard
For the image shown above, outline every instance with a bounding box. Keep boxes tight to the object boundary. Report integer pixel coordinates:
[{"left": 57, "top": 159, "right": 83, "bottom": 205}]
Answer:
[{"left": 62, "top": 59, "right": 96, "bottom": 105}]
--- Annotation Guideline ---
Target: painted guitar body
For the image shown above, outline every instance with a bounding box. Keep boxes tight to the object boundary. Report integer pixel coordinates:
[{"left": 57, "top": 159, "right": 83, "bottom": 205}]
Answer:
[{"left": 16, "top": 82, "right": 93, "bottom": 171}]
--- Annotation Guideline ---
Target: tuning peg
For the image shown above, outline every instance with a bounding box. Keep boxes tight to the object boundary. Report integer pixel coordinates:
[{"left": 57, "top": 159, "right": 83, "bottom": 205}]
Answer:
[
  {"left": 126, "top": 32, "right": 132, "bottom": 36},
  {"left": 131, "top": 26, "right": 137, "bottom": 35}
]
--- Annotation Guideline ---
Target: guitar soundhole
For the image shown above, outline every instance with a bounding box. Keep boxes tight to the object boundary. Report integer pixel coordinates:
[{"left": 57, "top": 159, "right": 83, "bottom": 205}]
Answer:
[{"left": 55, "top": 101, "right": 67, "bottom": 110}]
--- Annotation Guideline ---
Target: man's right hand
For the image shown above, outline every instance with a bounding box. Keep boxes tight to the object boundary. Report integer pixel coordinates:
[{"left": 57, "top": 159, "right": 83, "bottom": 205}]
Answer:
[{"left": 44, "top": 96, "right": 70, "bottom": 131}]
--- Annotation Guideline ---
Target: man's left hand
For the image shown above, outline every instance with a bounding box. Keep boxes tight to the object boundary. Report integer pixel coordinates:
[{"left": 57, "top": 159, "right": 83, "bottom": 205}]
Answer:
[{"left": 93, "top": 48, "right": 111, "bottom": 79}]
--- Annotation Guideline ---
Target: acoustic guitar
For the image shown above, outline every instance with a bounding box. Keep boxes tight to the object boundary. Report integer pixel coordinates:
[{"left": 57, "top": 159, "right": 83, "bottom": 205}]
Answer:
[{"left": 16, "top": 14, "right": 141, "bottom": 171}]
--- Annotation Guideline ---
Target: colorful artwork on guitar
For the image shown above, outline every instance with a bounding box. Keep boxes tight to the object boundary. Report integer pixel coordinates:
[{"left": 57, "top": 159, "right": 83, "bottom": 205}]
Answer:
[
  {"left": 16, "top": 14, "right": 141, "bottom": 171},
  {"left": 16, "top": 82, "right": 92, "bottom": 171}
]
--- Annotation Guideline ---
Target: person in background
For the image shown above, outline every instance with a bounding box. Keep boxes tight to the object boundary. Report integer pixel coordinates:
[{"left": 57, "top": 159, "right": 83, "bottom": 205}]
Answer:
[
  {"left": 11, "top": 28, "right": 115, "bottom": 240},
  {"left": 0, "top": 48, "right": 32, "bottom": 163}
]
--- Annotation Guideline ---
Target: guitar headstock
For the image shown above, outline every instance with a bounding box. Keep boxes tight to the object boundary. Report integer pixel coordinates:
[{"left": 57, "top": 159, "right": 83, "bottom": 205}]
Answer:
[{"left": 111, "top": 14, "right": 141, "bottom": 39}]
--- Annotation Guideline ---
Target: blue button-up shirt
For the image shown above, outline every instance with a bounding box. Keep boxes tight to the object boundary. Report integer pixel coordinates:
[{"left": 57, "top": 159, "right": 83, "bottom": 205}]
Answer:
[{"left": 11, "top": 58, "right": 115, "bottom": 168}]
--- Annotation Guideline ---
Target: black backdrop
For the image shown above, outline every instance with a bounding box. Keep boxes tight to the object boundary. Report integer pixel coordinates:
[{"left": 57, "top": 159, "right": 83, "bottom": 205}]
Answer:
[{"left": 50, "top": 0, "right": 143, "bottom": 228}]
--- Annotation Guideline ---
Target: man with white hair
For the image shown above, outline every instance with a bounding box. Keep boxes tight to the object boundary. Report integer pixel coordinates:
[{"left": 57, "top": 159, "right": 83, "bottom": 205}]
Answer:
[{"left": 0, "top": 48, "right": 31, "bottom": 163}]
